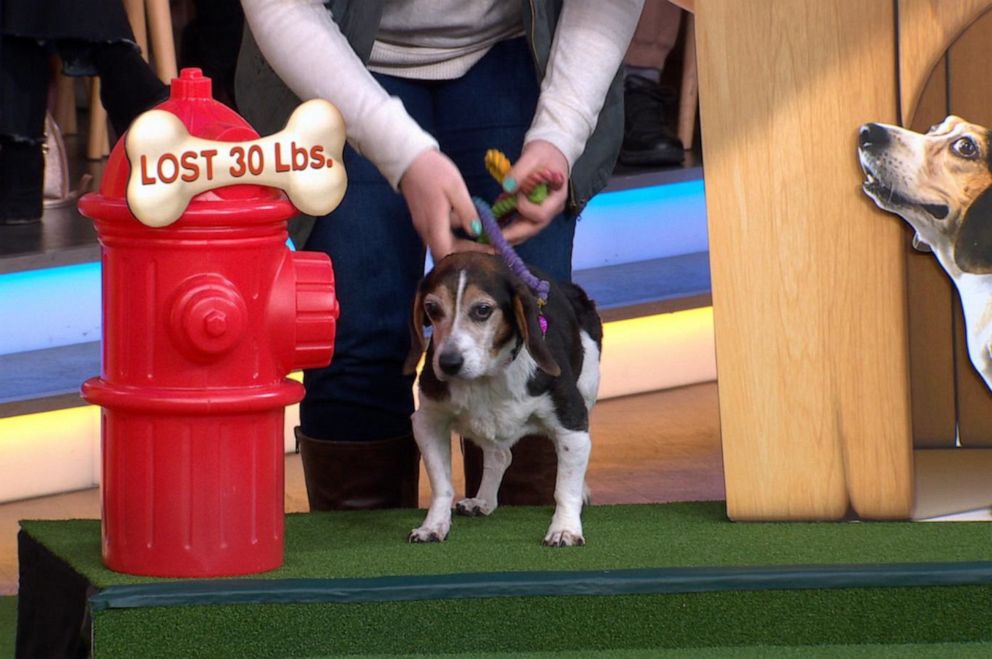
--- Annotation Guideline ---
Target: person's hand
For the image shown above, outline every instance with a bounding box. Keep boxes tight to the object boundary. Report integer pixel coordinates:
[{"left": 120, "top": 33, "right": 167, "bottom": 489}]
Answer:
[
  {"left": 501, "top": 140, "right": 569, "bottom": 245},
  {"left": 399, "top": 149, "right": 483, "bottom": 260}
]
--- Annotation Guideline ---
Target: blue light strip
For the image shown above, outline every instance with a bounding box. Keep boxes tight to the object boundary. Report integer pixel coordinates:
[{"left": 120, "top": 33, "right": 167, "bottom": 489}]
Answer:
[
  {"left": 574, "top": 180, "right": 708, "bottom": 270},
  {"left": 0, "top": 263, "right": 102, "bottom": 356}
]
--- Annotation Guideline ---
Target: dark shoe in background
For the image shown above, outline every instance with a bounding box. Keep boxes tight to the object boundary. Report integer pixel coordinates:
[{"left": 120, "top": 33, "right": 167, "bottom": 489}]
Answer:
[
  {"left": 0, "top": 139, "right": 44, "bottom": 225},
  {"left": 620, "top": 74, "right": 685, "bottom": 167}
]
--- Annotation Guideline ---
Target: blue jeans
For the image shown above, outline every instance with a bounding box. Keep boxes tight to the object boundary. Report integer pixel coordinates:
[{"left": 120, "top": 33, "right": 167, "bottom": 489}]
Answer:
[{"left": 300, "top": 38, "right": 576, "bottom": 441}]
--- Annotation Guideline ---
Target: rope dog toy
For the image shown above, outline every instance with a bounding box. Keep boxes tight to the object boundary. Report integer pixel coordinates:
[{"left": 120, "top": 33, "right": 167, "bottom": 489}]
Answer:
[
  {"left": 484, "top": 149, "right": 565, "bottom": 221},
  {"left": 473, "top": 149, "right": 566, "bottom": 336}
]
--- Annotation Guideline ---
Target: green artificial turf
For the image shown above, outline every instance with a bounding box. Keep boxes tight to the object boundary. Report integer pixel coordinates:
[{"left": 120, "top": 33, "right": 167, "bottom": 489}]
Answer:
[
  {"left": 0, "top": 596, "right": 15, "bottom": 658},
  {"left": 92, "top": 586, "right": 992, "bottom": 657},
  {"left": 19, "top": 502, "right": 992, "bottom": 587}
]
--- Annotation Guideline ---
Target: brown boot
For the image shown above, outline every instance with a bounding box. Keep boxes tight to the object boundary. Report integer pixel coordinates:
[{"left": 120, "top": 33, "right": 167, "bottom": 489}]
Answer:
[
  {"left": 462, "top": 435, "right": 557, "bottom": 506},
  {"left": 296, "top": 429, "right": 420, "bottom": 511}
]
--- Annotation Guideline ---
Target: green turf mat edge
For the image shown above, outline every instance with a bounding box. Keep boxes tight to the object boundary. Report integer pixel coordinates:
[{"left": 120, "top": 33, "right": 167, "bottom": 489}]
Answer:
[
  {"left": 90, "top": 586, "right": 992, "bottom": 658},
  {"left": 88, "top": 561, "right": 992, "bottom": 610}
]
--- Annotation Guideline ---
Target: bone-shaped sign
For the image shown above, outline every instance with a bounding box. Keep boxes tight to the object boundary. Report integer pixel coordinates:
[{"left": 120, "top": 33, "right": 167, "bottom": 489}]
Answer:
[{"left": 125, "top": 99, "right": 347, "bottom": 227}]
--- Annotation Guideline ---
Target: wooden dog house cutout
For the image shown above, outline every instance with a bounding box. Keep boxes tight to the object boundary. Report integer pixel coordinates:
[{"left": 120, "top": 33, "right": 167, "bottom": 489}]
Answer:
[{"left": 696, "top": 0, "right": 992, "bottom": 521}]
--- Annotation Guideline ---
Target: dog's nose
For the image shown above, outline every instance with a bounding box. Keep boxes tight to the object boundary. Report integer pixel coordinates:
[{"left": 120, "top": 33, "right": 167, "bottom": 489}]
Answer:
[
  {"left": 438, "top": 349, "right": 464, "bottom": 376},
  {"left": 859, "top": 123, "right": 890, "bottom": 150}
]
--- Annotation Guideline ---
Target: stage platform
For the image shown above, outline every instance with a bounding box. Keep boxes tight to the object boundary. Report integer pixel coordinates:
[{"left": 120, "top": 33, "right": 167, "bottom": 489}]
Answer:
[{"left": 15, "top": 502, "right": 992, "bottom": 657}]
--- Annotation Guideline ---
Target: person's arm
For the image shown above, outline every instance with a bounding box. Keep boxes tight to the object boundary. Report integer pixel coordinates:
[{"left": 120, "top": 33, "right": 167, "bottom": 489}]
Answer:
[
  {"left": 240, "top": 0, "right": 479, "bottom": 258},
  {"left": 241, "top": 0, "right": 434, "bottom": 188},
  {"left": 503, "top": 0, "right": 644, "bottom": 244}
]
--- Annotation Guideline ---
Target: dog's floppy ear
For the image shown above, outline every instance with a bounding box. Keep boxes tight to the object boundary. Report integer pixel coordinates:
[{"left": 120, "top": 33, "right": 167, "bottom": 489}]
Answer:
[
  {"left": 403, "top": 287, "right": 428, "bottom": 375},
  {"left": 955, "top": 186, "right": 992, "bottom": 274},
  {"left": 512, "top": 283, "right": 561, "bottom": 377}
]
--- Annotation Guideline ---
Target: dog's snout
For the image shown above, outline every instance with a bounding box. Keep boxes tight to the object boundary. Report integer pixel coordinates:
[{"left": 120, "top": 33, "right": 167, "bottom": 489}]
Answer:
[
  {"left": 438, "top": 349, "right": 464, "bottom": 376},
  {"left": 859, "top": 123, "right": 890, "bottom": 151}
]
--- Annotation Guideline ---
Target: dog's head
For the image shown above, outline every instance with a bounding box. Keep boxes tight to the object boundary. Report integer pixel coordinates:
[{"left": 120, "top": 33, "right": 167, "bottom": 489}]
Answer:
[
  {"left": 403, "top": 252, "right": 560, "bottom": 381},
  {"left": 857, "top": 115, "right": 992, "bottom": 273}
]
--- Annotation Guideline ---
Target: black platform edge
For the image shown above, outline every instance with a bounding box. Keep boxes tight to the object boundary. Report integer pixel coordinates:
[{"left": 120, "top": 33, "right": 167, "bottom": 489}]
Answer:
[
  {"left": 0, "top": 243, "right": 100, "bottom": 275},
  {"left": 604, "top": 160, "right": 703, "bottom": 193},
  {"left": 0, "top": 202, "right": 100, "bottom": 275},
  {"left": 87, "top": 561, "right": 992, "bottom": 611},
  {"left": 0, "top": 162, "right": 701, "bottom": 276},
  {"left": 0, "top": 342, "right": 97, "bottom": 418}
]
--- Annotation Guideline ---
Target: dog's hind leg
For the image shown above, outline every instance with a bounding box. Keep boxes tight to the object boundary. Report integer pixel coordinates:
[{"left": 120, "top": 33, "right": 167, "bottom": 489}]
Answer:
[
  {"left": 456, "top": 442, "right": 511, "bottom": 517},
  {"left": 544, "top": 429, "right": 591, "bottom": 547},
  {"left": 408, "top": 409, "right": 453, "bottom": 543}
]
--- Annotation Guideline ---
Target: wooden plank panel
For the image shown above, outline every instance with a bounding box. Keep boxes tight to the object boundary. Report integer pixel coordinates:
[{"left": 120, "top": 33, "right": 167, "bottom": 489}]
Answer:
[
  {"left": 898, "top": 0, "right": 992, "bottom": 125},
  {"left": 697, "top": 0, "right": 912, "bottom": 520},
  {"left": 905, "top": 58, "right": 958, "bottom": 449},
  {"left": 946, "top": 11, "right": 992, "bottom": 447}
]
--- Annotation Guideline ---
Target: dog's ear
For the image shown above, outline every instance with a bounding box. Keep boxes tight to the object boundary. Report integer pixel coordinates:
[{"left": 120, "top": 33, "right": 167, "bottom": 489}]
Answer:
[
  {"left": 512, "top": 283, "right": 561, "bottom": 377},
  {"left": 403, "top": 287, "right": 428, "bottom": 375},
  {"left": 954, "top": 186, "right": 992, "bottom": 274}
]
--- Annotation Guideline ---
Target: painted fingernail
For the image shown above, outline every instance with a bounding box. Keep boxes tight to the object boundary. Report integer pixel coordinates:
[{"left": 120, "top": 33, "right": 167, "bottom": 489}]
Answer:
[
  {"left": 470, "top": 218, "right": 482, "bottom": 237},
  {"left": 502, "top": 176, "right": 518, "bottom": 193}
]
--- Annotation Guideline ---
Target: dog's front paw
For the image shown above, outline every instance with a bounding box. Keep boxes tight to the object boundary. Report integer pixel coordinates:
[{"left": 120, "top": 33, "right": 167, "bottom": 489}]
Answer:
[
  {"left": 408, "top": 523, "right": 449, "bottom": 543},
  {"left": 455, "top": 497, "right": 496, "bottom": 517},
  {"left": 543, "top": 528, "right": 585, "bottom": 548}
]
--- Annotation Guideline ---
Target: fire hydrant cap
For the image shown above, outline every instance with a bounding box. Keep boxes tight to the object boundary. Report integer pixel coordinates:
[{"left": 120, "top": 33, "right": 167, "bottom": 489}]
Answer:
[{"left": 79, "top": 68, "right": 295, "bottom": 226}]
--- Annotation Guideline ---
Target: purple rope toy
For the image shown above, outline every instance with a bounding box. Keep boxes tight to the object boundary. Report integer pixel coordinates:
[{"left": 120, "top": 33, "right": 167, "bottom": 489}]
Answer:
[{"left": 472, "top": 196, "right": 550, "bottom": 335}]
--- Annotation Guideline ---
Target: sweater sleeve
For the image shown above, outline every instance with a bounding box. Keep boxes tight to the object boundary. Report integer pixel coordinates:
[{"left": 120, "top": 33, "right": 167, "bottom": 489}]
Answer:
[
  {"left": 240, "top": 0, "right": 438, "bottom": 189},
  {"left": 524, "top": 0, "right": 645, "bottom": 171}
]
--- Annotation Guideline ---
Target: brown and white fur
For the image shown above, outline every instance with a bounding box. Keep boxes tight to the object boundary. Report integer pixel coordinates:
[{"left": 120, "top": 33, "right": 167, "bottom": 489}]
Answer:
[
  {"left": 858, "top": 115, "right": 992, "bottom": 390},
  {"left": 404, "top": 252, "right": 603, "bottom": 547}
]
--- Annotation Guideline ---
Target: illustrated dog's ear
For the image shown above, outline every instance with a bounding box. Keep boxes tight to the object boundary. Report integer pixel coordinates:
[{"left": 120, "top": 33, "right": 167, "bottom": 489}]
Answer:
[
  {"left": 955, "top": 186, "right": 992, "bottom": 274},
  {"left": 403, "top": 287, "right": 428, "bottom": 375},
  {"left": 512, "top": 283, "right": 561, "bottom": 377}
]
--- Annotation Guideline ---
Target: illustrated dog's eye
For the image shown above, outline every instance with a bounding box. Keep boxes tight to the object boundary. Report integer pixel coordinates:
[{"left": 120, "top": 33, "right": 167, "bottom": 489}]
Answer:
[
  {"left": 470, "top": 303, "right": 493, "bottom": 322},
  {"left": 952, "top": 137, "right": 979, "bottom": 159},
  {"left": 424, "top": 300, "right": 444, "bottom": 322}
]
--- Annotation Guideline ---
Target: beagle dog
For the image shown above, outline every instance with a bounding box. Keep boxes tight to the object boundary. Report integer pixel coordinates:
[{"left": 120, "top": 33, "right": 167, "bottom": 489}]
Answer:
[
  {"left": 404, "top": 252, "right": 602, "bottom": 547},
  {"left": 858, "top": 115, "right": 992, "bottom": 390}
]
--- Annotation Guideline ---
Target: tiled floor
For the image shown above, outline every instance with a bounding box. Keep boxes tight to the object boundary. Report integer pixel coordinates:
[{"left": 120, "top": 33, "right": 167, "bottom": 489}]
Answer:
[{"left": 0, "top": 383, "right": 726, "bottom": 595}]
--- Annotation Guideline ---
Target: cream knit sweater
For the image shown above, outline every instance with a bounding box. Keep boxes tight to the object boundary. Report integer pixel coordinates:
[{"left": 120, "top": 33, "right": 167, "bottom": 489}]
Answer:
[{"left": 242, "top": 0, "right": 643, "bottom": 189}]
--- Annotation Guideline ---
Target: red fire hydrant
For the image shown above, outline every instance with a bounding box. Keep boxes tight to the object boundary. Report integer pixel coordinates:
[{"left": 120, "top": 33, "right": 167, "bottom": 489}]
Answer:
[{"left": 79, "top": 69, "right": 341, "bottom": 577}]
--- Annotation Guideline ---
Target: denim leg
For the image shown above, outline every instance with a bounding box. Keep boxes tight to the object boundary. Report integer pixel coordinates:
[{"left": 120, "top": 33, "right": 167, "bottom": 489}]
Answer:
[
  {"left": 300, "top": 75, "right": 433, "bottom": 441},
  {"left": 435, "top": 38, "right": 576, "bottom": 283},
  {"left": 300, "top": 39, "right": 580, "bottom": 442}
]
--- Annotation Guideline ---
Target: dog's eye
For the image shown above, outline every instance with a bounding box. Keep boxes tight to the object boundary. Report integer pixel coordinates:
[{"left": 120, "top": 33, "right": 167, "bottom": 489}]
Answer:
[
  {"left": 424, "top": 300, "right": 444, "bottom": 322},
  {"left": 952, "top": 137, "right": 979, "bottom": 159},
  {"left": 469, "top": 303, "right": 494, "bottom": 322}
]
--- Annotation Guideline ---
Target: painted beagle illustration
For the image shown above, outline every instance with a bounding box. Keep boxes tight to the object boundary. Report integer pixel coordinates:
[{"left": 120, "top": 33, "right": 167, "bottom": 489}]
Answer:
[
  {"left": 404, "top": 252, "right": 602, "bottom": 547},
  {"left": 858, "top": 115, "right": 992, "bottom": 390}
]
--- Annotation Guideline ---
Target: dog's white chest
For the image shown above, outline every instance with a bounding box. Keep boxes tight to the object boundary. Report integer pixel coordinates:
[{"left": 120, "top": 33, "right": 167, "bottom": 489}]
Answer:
[{"left": 447, "top": 384, "right": 549, "bottom": 444}]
